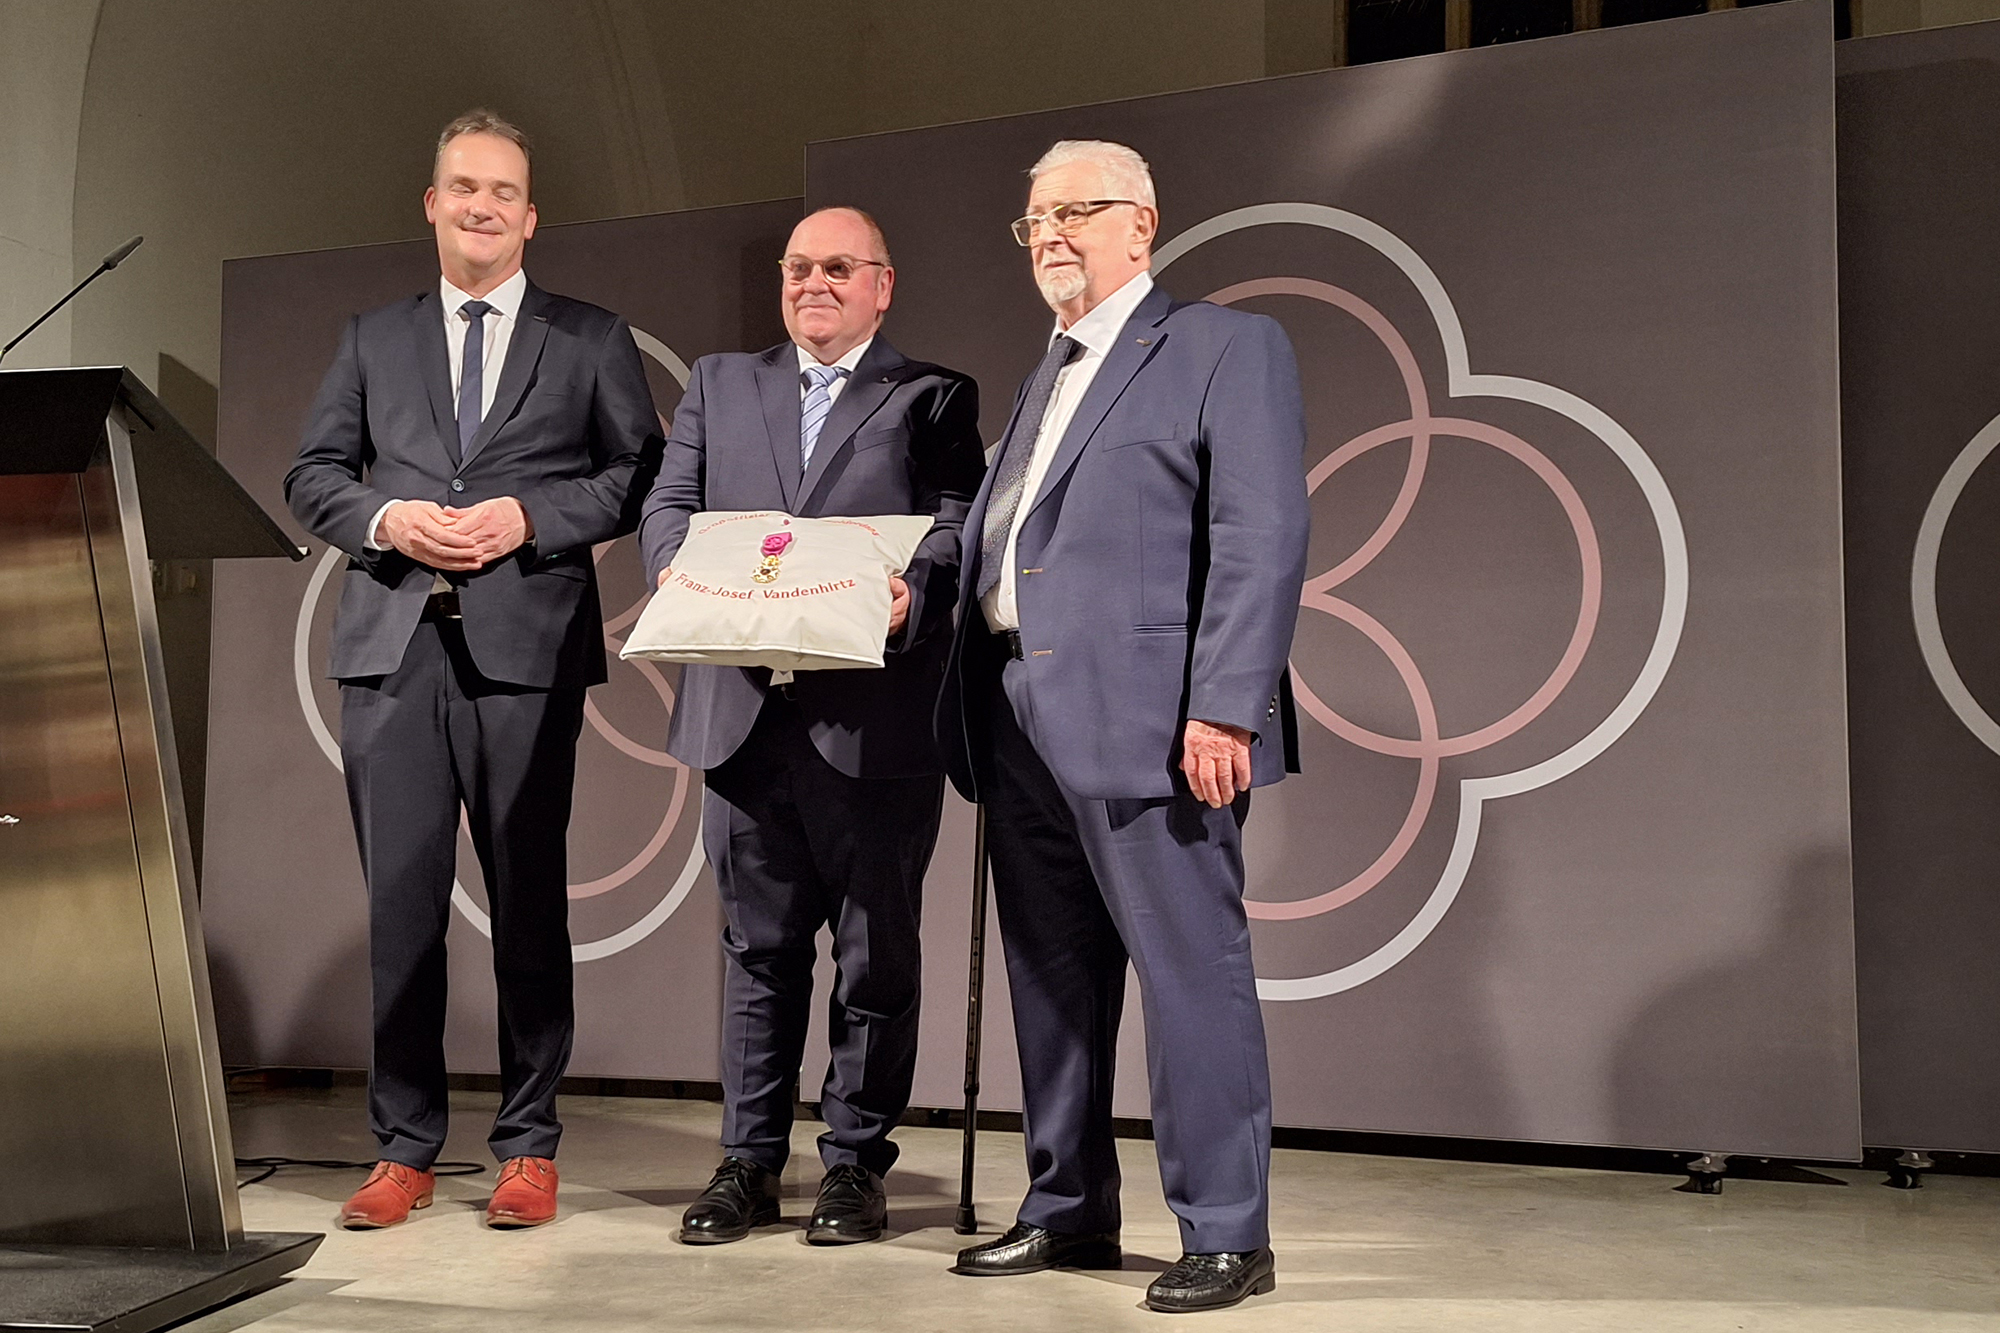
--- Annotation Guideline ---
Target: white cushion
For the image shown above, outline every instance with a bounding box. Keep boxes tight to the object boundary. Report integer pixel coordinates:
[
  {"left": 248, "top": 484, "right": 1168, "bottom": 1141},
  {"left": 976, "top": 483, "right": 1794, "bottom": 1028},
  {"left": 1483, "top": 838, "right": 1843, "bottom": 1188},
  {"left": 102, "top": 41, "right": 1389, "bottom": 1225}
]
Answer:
[{"left": 620, "top": 510, "right": 935, "bottom": 671}]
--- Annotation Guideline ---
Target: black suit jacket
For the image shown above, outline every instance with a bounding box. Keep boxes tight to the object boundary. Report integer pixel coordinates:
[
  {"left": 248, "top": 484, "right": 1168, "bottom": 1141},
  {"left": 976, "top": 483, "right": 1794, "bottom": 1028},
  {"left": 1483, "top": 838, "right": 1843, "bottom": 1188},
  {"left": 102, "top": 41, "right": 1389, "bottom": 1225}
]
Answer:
[
  {"left": 638, "top": 336, "right": 983, "bottom": 779},
  {"left": 285, "top": 281, "right": 659, "bottom": 689}
]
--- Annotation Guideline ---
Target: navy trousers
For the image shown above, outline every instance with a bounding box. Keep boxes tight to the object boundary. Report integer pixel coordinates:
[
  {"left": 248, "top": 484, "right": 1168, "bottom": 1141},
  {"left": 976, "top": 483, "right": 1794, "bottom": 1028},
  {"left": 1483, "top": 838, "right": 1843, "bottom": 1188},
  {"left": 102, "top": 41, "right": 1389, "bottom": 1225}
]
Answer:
[
  {"left": 982, "top": 665, "right": 1273, "bottom": 1254},
  {"left": 702, "top": 692, "right": 944, "bottom": 1177},
  {"left": 340, "top": 616, "right": 583, "bottom": 1169}
]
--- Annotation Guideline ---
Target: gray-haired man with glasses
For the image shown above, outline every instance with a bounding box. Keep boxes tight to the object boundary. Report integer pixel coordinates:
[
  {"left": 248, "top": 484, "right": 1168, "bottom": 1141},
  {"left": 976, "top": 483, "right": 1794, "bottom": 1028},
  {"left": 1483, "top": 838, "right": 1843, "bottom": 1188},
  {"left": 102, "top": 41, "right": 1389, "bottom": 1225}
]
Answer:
[
  {"left": 639, "top": 206, "right": 984, "bottom": 1246},
  {"left": 938, "top": 140, "right": 1308, "bottom": 1313}
]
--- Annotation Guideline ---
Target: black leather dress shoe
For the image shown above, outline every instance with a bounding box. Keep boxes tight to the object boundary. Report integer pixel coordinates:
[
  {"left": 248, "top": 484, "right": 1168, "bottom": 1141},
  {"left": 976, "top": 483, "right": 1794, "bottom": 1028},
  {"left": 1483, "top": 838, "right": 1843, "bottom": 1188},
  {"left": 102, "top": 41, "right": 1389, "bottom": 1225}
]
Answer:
[
  {"left": 950, "top": 1222, "right": 1123, "bottom": 1276},
  {"left": 678, "top": 1157, "right": 780, "bottom": 1244},
  {"left": 1144, "top": 1247, "right": 1276, "bottom": 1313},
  {"left": 805, "top": 1163, "right": 887, "bottom": 1244}
]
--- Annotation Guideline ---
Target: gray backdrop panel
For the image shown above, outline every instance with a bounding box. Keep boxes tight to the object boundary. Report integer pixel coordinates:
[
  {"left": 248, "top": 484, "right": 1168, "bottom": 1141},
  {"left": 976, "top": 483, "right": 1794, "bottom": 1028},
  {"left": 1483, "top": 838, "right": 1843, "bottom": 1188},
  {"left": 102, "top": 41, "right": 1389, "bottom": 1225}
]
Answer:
[
  {"left": 204, "top": 199, "right": 799, "bottom": 1083},
  {"left": 1838, "top": 20, "right": 2000, "bottom": 1154},
  {"left": 811, "top": 2, "right": 1861, "bottom": 1156}
]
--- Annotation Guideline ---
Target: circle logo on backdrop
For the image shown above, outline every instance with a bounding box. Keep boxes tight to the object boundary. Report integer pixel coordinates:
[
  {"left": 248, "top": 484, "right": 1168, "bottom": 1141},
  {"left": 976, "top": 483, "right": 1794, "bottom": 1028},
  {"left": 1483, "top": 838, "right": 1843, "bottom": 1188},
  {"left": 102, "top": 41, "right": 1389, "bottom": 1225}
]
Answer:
[
  {"left": 1154, "top": 204, "right": 1688, "bottom": 1001},
  {"left": 293, "top": 327, "right": 703, "bottom": 963},
  {"left": 1912, "top": 412, "right": 2000, "bottom": 758}
]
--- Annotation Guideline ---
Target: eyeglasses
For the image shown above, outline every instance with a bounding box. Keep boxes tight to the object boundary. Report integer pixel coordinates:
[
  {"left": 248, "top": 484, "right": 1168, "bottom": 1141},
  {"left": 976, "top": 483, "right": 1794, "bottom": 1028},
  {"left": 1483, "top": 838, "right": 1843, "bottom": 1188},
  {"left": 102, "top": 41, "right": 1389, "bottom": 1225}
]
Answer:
[
  {"left": 1010, "top": 200, "right": 1138, "bottom": 246},
  {"left": 780, "top": 255, "right": 886, "bottom": 284}
]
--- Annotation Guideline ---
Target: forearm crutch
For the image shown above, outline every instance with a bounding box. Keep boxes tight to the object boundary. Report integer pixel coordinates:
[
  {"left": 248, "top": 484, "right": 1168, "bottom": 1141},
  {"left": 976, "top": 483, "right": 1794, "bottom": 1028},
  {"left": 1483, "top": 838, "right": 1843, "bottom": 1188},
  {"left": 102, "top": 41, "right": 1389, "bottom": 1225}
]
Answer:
[{"left": 954, "top": 806, "right": 992, "bottom": 1236}]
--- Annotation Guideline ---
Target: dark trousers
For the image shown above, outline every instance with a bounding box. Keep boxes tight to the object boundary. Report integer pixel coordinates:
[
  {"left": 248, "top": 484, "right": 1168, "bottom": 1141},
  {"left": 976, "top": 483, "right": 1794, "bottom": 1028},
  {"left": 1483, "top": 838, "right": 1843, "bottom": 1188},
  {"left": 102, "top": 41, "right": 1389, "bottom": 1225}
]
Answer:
[
  {"left": 982, "top": 665, "right": 1273, "bottom": 1254},
  {"left": 702, "top": 692, "right": 944, "bottom": 1177},
  {"left": 339, "top": 616, "right": 584, "bottom": 1169}
]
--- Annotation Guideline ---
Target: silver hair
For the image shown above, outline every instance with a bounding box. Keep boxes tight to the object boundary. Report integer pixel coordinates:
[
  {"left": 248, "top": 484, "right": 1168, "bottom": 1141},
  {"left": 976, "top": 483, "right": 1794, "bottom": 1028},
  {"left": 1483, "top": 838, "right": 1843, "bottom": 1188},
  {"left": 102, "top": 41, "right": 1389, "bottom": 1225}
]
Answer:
[{"left": 1027, "top": 140, "right": 1157, "bottom": 209}]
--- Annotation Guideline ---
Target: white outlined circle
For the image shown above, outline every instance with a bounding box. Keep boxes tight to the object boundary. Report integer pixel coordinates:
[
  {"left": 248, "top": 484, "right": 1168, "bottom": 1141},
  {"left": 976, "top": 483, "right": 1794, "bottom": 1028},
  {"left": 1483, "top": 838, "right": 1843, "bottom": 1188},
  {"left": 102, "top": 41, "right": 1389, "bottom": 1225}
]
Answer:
[
  {"left": 291, "top": 326, "right": 703, "bottom": 962},
  {"left": 1156, "top": 204, "right": 1689, "bottom": 1001},
  {"left": 1911, "top": 410, "right": 2000, "bottom": 757}
]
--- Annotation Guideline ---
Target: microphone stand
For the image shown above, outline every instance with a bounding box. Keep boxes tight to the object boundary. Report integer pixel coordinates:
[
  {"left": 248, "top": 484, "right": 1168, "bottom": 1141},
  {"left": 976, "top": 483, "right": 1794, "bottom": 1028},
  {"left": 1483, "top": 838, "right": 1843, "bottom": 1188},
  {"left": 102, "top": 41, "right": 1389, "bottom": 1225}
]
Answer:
[{"left": 0, "top": 236, "right": 144, "bottom": 365}]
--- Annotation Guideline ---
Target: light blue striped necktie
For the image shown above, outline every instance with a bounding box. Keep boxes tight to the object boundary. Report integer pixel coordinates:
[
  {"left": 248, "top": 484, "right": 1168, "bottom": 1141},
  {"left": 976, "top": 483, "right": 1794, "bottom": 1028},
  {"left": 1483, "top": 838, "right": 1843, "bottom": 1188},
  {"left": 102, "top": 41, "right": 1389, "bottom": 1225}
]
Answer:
[{"left": 800, "top": 363, "right": 849, "bottom": 471}]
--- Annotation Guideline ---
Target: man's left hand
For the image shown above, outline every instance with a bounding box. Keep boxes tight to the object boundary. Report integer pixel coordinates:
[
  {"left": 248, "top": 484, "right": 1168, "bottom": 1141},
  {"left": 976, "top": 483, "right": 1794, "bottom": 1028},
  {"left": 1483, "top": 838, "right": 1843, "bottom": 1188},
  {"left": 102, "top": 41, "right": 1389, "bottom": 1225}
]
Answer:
[
  {"left": 445, "top": 497, "right": 534, "bottom": 564},
  {"left": 888, "top": 575, "right": 911, "bottom": 635},
  {"left": 1182, "top": 719, "right": 1253, "bottom": 809}
]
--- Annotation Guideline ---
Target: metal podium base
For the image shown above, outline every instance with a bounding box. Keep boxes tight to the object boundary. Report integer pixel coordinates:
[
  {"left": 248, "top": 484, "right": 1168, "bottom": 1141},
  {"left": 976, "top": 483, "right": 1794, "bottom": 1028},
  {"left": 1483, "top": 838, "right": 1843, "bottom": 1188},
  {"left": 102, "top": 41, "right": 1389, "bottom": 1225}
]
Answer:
[{"left": 0, "top": 1233, "right": 323, "bottom": 1332}]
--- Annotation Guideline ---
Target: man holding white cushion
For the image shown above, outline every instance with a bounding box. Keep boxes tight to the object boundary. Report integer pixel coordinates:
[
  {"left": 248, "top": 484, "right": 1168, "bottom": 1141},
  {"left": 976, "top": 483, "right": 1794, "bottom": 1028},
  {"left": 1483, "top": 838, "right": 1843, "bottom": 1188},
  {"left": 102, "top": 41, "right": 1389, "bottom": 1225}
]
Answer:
[{"left": 637, "top": 207, "right": 983, "bottom": 1245}]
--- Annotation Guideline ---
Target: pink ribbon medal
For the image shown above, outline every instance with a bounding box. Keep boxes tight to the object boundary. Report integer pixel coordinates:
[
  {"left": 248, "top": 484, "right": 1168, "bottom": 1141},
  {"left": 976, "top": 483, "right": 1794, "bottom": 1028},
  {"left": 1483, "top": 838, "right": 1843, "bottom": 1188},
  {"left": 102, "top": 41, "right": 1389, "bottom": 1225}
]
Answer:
[{"left": 753, "top": 529, "right": 794, "bottom": 584}]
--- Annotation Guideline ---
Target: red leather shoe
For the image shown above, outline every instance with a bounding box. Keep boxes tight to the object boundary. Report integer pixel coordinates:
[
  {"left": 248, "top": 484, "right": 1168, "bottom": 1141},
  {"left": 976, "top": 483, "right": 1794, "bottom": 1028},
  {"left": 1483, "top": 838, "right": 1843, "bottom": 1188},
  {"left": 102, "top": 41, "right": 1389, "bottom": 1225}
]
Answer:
[
  {"left": 338, "top": 1161, "right": 435, "bottom": 1229},
  {"left": 487, "top": 1156, "right": 559, "bottom": 1229}
]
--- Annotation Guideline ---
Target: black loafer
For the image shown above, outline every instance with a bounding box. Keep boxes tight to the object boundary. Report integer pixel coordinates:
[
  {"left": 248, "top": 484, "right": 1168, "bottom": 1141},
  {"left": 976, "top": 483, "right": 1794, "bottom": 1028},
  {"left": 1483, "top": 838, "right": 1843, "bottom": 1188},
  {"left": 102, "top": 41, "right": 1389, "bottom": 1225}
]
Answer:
[
  {"left": 806, "top": 1163, "right": 887, "bottom": 1244},
  {"left": 678, "top": 1157, "right": 780, "bottom": 1244},
  {"left": 950, "top": 1222, "right": 1122, "bottom": 1276},
  {"left": 1144, "top": 1247, "right": 1276, "bottom": 1313}
]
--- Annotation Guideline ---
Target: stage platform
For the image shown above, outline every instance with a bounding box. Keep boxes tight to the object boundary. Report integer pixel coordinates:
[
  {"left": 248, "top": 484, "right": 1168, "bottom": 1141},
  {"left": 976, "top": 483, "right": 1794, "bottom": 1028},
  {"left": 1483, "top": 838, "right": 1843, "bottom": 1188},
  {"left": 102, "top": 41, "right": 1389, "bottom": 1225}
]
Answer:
[{"left": 181, "top": 1085, "right": 1999, "bottom": 1332}]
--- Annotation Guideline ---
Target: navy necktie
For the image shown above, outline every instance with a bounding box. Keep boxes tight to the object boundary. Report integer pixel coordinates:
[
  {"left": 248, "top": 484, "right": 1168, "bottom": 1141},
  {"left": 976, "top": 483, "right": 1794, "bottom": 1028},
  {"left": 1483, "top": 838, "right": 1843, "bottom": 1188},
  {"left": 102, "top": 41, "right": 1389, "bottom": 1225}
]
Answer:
[
  {"left": 976, "top": 335, "right": 1083, "bottom": 600},
  {"left": 456, "top": 299, "right": 494, "bottom": 460}
]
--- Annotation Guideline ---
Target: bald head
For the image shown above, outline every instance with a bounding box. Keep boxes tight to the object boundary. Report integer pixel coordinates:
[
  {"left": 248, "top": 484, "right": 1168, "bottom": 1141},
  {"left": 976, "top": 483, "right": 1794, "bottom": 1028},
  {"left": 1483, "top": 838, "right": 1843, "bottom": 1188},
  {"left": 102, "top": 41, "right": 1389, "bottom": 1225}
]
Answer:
[{"left": 782, "top": 207, "right": 896, "bottom": 364}]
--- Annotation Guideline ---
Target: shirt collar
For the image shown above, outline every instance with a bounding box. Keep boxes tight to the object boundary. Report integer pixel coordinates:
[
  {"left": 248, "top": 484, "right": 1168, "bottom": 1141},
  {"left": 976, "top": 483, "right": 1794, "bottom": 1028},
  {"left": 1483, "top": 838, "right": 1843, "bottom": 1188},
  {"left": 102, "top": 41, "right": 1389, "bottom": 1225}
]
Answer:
[
  {"left": 441, "top": 268, "right": 528, "bottom": 322},
  {"left": 796, "top": 335, "right": 873, "bottom": 377},
  {"left": 1052, "top": 270, "right": 1154, "bottom": 358}
]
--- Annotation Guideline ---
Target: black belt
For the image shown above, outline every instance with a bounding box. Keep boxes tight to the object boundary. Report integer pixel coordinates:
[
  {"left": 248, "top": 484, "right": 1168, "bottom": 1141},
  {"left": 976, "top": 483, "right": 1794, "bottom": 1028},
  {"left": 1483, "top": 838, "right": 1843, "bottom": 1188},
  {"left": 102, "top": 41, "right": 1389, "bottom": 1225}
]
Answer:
[
  {"left": 422, "top": 589, "right": 462, "bottom": 620},
  {"left": 994, "top": 628, "right": 1024, "bottom": 661}
]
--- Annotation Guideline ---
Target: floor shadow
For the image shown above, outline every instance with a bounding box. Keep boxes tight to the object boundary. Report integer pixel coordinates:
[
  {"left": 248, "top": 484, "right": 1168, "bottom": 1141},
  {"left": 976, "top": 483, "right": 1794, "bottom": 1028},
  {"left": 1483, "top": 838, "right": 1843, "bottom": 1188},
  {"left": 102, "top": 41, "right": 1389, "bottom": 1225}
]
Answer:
[
  {"left": 1070, "top": 1252, "right": 1176, "bottom": 1289},
  {"left": 169, "top": 1276, "right": 355, "bottom": 1333},
  {"left": 607, "top": 1187, "right": 708, "bottom": 1209},
  {"left": 880, "top": 1204, "right": 961, "bottom": 1232}
]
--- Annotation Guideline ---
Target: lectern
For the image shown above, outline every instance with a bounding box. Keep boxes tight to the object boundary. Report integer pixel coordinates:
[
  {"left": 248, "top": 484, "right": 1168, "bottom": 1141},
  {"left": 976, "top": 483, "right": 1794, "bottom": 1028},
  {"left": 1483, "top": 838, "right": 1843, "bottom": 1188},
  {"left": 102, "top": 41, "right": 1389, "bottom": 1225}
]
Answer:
[{"left": 0, "top": 368, "right": 319, "bottom": 1332}]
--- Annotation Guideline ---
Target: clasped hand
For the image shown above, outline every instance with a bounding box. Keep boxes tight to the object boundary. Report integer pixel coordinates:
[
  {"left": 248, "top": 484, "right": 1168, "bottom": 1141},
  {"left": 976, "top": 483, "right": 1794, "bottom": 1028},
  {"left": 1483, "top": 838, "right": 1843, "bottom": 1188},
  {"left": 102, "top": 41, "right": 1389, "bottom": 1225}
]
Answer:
[
  {"left": 379, "top": 498, "right": 532, "bottom": 570},
  {"left": 654, "top": 567, "right": 911, "bottom": 635}
]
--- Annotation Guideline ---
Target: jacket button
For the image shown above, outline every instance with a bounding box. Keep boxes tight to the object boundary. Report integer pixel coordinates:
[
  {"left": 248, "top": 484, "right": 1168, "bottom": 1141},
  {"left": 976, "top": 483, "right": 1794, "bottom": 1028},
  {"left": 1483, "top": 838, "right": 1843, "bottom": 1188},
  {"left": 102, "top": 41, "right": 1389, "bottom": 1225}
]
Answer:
[{"left": 450, "top": 478, "right": 465, "bottom": 493}]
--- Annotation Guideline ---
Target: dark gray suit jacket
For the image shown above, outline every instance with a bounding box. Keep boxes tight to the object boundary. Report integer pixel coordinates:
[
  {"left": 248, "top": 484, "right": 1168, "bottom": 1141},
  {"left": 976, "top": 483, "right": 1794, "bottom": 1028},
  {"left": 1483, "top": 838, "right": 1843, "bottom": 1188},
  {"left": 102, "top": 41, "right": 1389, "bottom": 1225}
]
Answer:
[
  {"left": 285, "top": 281, "right": 659, "bottom": 689},
  {"left": 639, "top": 336, "right": 983, "bottom": 779},
  {"left": 939, "top": 283, "right": 1310, "bottom": 802}
]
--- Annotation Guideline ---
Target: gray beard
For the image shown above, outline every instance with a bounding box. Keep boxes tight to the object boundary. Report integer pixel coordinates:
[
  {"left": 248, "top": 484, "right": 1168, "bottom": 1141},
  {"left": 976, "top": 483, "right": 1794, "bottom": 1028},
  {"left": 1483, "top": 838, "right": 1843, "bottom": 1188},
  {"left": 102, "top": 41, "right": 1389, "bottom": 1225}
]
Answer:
[{"left": 1037, "top": 266, "right": 1087, "bottom": 309}]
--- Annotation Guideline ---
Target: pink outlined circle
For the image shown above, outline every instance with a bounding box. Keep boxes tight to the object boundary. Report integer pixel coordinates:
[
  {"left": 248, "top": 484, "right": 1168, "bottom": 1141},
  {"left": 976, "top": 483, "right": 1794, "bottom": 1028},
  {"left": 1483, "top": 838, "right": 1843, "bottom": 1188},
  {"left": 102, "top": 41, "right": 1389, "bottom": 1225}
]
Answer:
[{"left": 1205, "top": 278, "right": 1602, "bottom": 921}]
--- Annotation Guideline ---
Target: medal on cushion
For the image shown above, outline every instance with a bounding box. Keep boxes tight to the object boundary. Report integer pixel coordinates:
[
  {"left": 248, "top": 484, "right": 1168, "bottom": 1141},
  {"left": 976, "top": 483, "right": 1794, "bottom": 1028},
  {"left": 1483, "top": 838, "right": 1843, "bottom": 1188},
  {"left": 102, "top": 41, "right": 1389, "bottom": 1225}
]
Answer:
[{"left": 753, "top": 530, "right": 794, "bottom": 584}]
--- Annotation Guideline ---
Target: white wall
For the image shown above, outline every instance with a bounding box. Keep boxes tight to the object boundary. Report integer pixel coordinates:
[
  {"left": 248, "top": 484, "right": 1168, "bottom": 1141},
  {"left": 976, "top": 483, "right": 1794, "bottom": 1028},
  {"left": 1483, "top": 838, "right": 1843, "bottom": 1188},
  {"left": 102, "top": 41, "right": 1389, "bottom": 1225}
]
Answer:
[{"left": 0, "top": 1, "right": 100, "bottom": 369}]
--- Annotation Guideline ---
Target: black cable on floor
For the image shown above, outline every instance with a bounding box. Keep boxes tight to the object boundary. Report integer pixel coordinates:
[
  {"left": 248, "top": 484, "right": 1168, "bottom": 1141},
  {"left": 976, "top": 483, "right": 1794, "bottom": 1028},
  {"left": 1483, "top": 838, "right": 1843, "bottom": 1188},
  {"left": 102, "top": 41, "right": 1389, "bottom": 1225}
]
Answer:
[{"left": 235, "top": 1157, "right": 487, "bottom": 1187}]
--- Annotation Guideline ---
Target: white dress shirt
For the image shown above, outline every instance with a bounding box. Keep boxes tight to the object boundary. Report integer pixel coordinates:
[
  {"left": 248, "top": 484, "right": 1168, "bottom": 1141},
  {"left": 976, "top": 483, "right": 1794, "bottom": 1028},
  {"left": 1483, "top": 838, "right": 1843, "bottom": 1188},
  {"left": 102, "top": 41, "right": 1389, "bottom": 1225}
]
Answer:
[
  {"left": 795, "top": 335, "right": 872, "bottom": 407},
  {"left": 981, "top": 269, "right": 1155, "bottom": 632},
  {"left": 364, "top": 268, "right": 530, "bottom": 551}
]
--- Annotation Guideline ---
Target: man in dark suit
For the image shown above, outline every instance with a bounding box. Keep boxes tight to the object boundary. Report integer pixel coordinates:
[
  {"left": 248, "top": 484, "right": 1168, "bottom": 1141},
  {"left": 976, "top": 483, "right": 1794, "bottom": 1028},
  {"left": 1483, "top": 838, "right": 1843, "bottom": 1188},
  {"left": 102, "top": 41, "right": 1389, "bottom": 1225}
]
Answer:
[
  {"left": 939, "top": 141, "right": 1309, "bottom": 1313},
  {"left": 286, "top": 110, "right": 657, "bottom": 1232},
  {"left": 639, "top": 206, "right": 982, "bottom": 1246}
]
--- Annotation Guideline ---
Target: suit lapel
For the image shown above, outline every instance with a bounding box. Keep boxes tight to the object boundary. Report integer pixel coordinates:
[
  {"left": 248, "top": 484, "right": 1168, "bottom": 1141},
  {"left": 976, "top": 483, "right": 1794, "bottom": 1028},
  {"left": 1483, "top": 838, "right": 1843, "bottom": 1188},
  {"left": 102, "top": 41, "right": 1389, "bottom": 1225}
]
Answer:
[
  {"left": 461, "top": 282, "right": 550, "bottom": 468},
  {"left": 412, "top": 292, "right": 460, "bottom": 469},
  {"left": 797, "top": 337, "right": 905, "bottom": 512},
  {"left": 755, "top": 345, "right": 803, "bottom": 509},
  {"left": 1025, "top": 283, "right": 1173, "bottom": 523}
]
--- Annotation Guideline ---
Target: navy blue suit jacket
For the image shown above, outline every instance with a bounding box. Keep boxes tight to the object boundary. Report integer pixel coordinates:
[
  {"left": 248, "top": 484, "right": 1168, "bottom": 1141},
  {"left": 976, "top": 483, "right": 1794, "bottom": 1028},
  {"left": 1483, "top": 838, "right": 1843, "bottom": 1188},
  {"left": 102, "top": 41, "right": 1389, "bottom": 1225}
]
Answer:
[
  {"left": 939, "top": 283, "right": 1309, "bottom": 802},
  {"left": 638, "top": 337, "right": 984, "bottom": 779},
  {"left": 285, "top": 282, "right": 659, "bottom": 689}
]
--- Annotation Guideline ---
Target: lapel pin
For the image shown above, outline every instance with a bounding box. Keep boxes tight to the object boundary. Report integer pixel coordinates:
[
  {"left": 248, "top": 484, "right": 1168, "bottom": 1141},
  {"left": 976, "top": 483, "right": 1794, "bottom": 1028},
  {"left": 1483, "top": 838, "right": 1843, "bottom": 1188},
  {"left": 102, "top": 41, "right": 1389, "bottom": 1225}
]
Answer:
[{"left": 1137, "top": 337, "right": 1152, "bottom": 346}]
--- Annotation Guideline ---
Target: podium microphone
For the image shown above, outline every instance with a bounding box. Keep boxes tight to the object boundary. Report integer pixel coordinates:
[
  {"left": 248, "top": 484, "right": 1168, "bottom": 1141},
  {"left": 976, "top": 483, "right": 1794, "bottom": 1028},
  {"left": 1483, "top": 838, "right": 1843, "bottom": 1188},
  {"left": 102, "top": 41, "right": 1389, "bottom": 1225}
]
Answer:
[{"left": 0, "top": 235, "right": 144, "bottom": 365}]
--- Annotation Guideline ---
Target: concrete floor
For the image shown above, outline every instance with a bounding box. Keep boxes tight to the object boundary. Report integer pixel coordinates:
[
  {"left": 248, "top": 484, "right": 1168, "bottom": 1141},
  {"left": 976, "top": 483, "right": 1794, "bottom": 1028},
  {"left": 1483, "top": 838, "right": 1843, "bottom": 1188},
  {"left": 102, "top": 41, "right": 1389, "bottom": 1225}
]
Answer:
[{"left": 188, "top": 1086, "right": 2000, "bottom": 1332}]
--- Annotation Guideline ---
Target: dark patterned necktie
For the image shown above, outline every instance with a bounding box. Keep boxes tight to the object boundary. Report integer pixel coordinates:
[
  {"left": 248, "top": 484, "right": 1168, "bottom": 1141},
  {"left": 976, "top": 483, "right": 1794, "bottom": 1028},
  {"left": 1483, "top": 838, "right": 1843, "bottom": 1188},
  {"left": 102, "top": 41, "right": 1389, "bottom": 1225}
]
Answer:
[
  {"left": 976, "top": 335, "right": 1083, "bottom": 600},
  {"left": 455, "top": 299, "right": 493, "bottom": 460}
]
